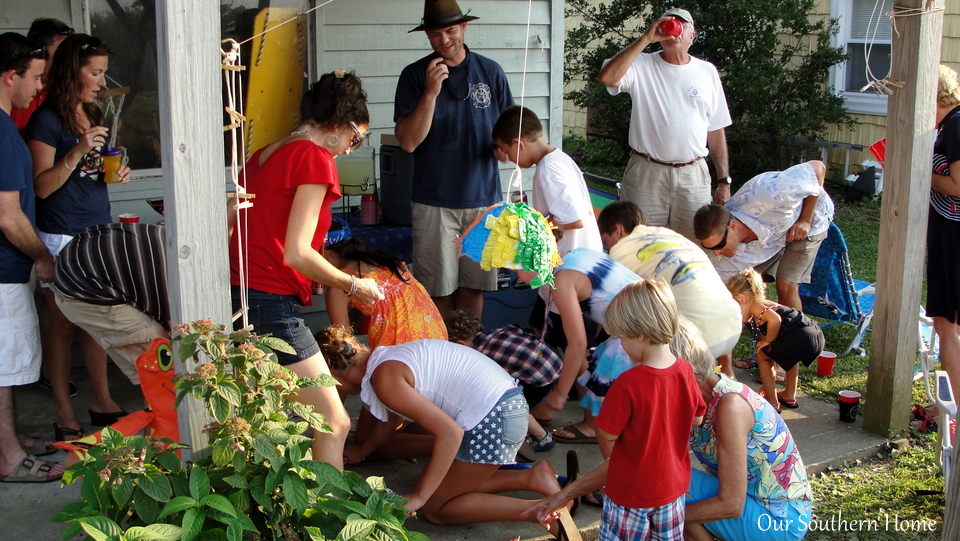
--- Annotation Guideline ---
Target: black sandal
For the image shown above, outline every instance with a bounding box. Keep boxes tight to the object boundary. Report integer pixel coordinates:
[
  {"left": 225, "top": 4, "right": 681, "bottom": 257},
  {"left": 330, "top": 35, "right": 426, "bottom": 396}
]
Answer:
[
  {"left": 89, "top": 409, "right": 129, "bottom": 427},
  {"left": 53, "top": 423, "right": 85, "bottom": 442}
]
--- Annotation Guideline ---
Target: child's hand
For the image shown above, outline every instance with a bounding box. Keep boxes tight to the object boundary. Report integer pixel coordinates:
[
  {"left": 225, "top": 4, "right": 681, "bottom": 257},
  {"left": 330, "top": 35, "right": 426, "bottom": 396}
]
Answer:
[
  {"left": 755, "top": 341, "right": 770, "bottom": 353},
  {"left": 402, "top": 493, "right": 425, "bottom": 516},
  {"left": 544, "top": 389, "right": 567, "bottom": 412}
]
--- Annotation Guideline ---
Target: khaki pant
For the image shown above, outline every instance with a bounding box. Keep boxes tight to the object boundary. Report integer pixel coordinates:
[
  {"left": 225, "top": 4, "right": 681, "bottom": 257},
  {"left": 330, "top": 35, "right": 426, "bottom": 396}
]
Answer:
[{"left": 55, "top": 293, "right": 168, "bottom": 384}]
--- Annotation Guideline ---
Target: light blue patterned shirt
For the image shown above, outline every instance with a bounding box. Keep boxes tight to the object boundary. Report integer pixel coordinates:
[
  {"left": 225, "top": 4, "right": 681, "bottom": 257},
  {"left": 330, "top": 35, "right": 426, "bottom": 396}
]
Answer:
[{"left": 710, "top": 162, "right": 834, "bottom": 280}]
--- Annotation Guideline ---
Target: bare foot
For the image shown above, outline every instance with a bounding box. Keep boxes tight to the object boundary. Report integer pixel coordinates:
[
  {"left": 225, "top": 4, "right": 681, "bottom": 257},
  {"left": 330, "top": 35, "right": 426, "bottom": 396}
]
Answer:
[{"left": 529, "top": 460, "right": 561, "bottom": 496}]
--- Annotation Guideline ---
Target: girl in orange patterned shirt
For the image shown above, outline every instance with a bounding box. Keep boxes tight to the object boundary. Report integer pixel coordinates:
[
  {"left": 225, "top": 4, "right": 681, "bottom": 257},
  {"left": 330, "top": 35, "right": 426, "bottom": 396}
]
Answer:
[{"left": 325, "top": 237, "right": 446, "bottom": 347}]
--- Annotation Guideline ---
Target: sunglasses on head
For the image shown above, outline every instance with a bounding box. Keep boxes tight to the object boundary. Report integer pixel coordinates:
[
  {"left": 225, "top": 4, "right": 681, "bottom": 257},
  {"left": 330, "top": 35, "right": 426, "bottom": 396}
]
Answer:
[
  {"left": 57, "top": 28, "right": 75, "bottom": 36},
  {"left": 701, "top": 219, "right": 731, "bottom": 251},
  {"left": 80, "top": 36, "right": 104, "bottom": 52},
  {"left": 348, "top": 121, "right": 366, "bottom": 150},
  {"left": 11, "top": 47, "right": 45, "bottom": 65}
]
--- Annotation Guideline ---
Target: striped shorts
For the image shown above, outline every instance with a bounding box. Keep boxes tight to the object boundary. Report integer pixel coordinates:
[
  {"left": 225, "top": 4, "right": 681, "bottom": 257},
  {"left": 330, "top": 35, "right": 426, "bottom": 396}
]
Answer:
[{"left": 600, "top": 495, "right": 685, "bottom": 541}]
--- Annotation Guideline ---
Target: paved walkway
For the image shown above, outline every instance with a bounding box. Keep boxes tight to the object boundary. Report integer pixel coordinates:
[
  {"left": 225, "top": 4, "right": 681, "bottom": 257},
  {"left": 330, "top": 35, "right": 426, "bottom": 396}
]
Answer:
[{"left": 1, "top": 362, "right": 889, "bottom": 541}]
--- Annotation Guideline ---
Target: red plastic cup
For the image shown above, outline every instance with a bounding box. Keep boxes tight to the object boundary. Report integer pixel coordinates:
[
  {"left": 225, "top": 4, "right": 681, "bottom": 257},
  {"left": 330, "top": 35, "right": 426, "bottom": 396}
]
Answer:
[
  {"left": 868, "top": 138, "right": 886, "bottom": 164},
  {"left": 817, "top": 351, "right": 837, "bottom": 378},
  {"left": 660, "top": 19, "right": 683, "bottom": 38},
  {"left": 119, "top": 213, "right": 139, "bottom": 224},
  {"left": 838, "top": 390, "right": 861, "bottom": 422}
]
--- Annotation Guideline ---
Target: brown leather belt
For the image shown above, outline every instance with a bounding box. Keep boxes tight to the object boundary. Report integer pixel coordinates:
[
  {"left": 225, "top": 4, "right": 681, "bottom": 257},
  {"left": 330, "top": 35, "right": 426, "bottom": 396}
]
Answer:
[{"left": 632, "top": 150, "right": 705, "bottom": 168}]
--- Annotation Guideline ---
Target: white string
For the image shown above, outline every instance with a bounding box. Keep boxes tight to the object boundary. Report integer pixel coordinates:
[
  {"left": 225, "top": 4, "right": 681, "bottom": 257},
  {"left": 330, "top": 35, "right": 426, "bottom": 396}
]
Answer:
[
  {"left": 506, "top": 0, "right": 536, "bottom": 201},
  {"left": 221, "top": 38, "right": 251, "bottom": 327},
  {"left": 860, "top": 0, "right": 888, "bottom": 94},
  {"left": 858, "top": 3, "right": 945, "bottom": 95},
  {"left": 236, "top": 1, "right": 333, "bottom": 47}
]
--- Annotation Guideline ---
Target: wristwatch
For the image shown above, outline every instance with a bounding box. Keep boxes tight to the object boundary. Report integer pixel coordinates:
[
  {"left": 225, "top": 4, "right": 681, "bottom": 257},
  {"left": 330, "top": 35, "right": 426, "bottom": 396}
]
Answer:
[{"left": 717, "top": 176, "right": 732, "bottom": 185}]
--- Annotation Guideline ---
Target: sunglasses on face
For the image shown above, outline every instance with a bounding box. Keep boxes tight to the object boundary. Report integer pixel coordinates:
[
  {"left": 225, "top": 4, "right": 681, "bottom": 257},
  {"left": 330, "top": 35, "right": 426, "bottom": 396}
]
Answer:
[
  {"left": 348, "top": 121, "right": 366, "bottom": 150},
  {"left": 701, "top": 219, "right": 731, "bottom": 251}
]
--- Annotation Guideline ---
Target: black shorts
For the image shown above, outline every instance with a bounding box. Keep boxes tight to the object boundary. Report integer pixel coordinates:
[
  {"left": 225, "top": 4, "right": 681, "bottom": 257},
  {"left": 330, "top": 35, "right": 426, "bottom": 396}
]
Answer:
[{"left": 761, "top": 324, "right": 825, "bottom": 371}]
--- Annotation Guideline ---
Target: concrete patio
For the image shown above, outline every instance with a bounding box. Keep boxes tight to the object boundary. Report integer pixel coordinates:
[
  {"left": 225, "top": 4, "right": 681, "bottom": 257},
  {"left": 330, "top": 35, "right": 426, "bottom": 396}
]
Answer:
[{"left": 0, "top": 356, "right": 892, "bottom": 541}]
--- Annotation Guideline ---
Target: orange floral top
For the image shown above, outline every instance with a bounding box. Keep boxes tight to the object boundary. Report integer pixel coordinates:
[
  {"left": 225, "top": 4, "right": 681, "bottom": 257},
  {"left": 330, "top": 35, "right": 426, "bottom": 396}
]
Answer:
[{"left": 349, "top": 264, "right": 447, "bottom": 347}]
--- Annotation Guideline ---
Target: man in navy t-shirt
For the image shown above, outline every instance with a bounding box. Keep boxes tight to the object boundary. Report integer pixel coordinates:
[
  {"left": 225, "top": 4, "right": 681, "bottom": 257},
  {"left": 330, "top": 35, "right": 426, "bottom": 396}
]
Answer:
[
  {"left": 0, "top": 32, "right": 64, "bottom": 482},
  {"left": 394, "top": 0, "right": 514, "bottom": 320}
]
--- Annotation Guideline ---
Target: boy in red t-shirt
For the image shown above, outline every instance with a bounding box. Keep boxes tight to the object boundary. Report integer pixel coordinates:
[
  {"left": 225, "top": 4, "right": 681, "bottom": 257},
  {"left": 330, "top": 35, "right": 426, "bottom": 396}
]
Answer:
[{"left": 594, "top": 279, "right": 706, "bottom": 540}]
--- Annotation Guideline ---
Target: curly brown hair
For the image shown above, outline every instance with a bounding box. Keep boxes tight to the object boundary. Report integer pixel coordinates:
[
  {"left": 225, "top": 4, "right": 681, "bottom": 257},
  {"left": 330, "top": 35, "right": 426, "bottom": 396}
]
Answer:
[
  {"left": 314, "top": 325, "right": 369, "bottom": 371},
  {"left": 299, "top": 70, "right": 369, "bottom": 131},
  {"left": 445, "top": 310, "right": 484, "bottom": 343}
]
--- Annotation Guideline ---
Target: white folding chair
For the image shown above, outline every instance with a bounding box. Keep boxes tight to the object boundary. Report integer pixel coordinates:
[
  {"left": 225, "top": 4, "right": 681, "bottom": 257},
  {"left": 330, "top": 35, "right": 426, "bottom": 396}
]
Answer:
[{"left": 917, "top": 314, "right": 957, "bottom": 485}]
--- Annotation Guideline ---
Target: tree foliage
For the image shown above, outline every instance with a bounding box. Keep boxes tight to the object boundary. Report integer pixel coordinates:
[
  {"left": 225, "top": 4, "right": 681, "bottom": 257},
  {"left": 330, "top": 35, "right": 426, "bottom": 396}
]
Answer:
[{"left": 565, "top": 0, "right": 857, "bottom": 179}]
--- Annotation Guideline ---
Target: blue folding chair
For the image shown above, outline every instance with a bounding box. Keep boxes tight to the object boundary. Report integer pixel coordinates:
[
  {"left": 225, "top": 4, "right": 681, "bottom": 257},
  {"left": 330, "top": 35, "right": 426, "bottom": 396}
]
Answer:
[{"left": 798, "top": 222, "right": 876, "bottom": 356}]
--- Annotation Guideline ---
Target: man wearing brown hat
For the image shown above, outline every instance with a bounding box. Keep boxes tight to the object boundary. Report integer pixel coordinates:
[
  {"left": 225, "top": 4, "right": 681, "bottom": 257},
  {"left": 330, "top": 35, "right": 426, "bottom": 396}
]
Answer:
[
  {"left": 598, "top": 7, "right": 732, "bottom": 243},
  {"left": 394, "top": 0, "right": 514, "bottom": 320}
]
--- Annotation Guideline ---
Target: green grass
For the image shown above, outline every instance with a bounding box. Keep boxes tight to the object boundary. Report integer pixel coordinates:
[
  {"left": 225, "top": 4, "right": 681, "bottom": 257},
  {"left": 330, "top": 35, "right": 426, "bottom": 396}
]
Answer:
[
  {"left": 571, "top": 138, "right": 948, "bottom": 540},
  {"left": 805, "top": 432, "right": 945, "bottom": 540}
]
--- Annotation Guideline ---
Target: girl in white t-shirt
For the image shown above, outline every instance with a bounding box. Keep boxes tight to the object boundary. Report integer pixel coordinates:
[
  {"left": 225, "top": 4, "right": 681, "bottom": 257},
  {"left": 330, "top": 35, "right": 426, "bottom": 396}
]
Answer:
[{"left": 316, "top": 327, "right": 574, "bottom": 533}]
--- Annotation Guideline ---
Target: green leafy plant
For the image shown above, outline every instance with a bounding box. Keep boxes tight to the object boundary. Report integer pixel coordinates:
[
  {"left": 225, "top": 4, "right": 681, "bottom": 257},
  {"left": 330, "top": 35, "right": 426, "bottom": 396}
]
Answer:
[
  {"left": 565, "top": 0, "right": 857, "bottom": 180},
  {"left": 53, "top": 319, "right": 426, "bottom": 541}
]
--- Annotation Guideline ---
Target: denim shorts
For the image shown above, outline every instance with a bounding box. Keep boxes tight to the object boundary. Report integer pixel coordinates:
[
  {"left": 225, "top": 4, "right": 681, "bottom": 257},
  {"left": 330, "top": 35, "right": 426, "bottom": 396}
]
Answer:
[
  {"left": 455, "top": 387, "right": 528, "bottom": 464},
  {"left": 231, "top": 286, "right": 319, "bottom": 366}
]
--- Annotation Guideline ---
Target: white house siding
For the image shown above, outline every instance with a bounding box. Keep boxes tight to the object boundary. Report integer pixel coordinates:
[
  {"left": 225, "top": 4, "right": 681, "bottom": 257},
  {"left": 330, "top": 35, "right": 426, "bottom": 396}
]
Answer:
[{"left": 315, "top": 0, "right": 564, "bottom": 197}]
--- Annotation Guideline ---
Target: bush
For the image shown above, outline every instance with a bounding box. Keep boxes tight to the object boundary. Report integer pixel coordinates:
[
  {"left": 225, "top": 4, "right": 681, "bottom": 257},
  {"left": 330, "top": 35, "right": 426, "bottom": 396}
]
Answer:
[
  {"left": 565, "top": 0, "right": 857, "bottom": 180},
  {"left": 53, "top": 320, "right": 424, "bottom": 541}
]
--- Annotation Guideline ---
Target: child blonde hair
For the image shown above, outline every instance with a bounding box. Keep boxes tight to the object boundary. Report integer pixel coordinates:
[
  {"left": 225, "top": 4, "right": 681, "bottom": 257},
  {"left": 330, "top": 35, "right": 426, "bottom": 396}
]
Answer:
[
  {"left": 604, "top": 279, "right": 679, "bottom": 345},
  {"left": 726, "top": 269, "right": 767, "bottom": 301},
  {"left": 670, "top": 317, "right": 714, "bottom": 383},
  {"left": 314, "top": 325, "right": 369, "bottom": 371}
]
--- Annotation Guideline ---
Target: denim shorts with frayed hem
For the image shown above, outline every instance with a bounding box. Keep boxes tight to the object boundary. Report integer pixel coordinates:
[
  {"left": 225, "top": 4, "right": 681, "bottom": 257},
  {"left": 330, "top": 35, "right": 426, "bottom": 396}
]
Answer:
[
  {"left": 231, "top": 286, "right": 320, "bottom": 366},
  {"left": 455, "top": 387, "right": 527, "bottom": 464}
]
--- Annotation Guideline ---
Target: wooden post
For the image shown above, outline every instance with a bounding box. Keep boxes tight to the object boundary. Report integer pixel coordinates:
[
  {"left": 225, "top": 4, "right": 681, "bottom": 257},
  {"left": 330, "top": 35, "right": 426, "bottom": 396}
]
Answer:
[
  {"left": 863, "top": 0, "right": 943, "bottom": 437},
  {"left": 155, "top": 1, "right": 229, "bottom": 456}
]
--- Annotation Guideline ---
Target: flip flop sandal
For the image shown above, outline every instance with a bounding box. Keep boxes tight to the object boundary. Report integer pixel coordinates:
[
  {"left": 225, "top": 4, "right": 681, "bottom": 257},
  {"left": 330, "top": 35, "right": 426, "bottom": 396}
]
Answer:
[
  {"left": 556, "top": 507, "right": 583, "bottom": 541},
  {"left": 18, "top": 434, "right": 56, "bottom": 457},
  {"left": 515, "top": 440, "right": 536, "bottom": 463},
  {"left": 777, "top": 392, "right": 799, "bottom": 409},
  {"left": 583, "top": 489, "right": 604, "bottom": 508},
  {"left": 551, "top": 425, "right": 597, "bottom": 445},
  {"left": 754, "top": 373, "right": 786, "bottom": 385},
  {"left": 564, "top": 450, "right": 582, "bottom": 518},
  {"left": 0, "top": 455, "right": 63, "bottom": 483},
  {"left": 732, "top": 357, "right": 757, "bottom": 369}
]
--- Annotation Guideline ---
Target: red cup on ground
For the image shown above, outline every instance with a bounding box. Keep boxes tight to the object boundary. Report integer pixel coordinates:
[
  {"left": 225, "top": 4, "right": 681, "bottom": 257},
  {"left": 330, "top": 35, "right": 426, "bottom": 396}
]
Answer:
[
  {"left": 868, "top": 138, "right": 886, "bottom": 164},
  {"left": 659, "top": 19, "right": 683, "bottom": 38},
  {"left": 817, "top": 351, "right": 837, "bottom": 377},
  {"left": 839, "top": 390, "right": 861, "bottom": 423},
  {"left": 119, "top": 213, "right": 139, "bottom": 224}
]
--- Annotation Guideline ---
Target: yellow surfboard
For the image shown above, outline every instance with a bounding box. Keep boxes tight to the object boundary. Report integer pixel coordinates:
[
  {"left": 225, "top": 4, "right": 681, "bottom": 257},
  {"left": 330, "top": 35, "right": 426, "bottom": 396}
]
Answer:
[{"left": 244, "top": 8, "right": 306, "bottom": 160}]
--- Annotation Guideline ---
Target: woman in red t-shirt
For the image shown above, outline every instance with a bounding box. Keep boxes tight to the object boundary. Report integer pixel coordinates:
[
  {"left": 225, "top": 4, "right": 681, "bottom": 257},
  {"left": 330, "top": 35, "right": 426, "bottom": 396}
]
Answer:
[{"left": 228, "top": 70, "right": 384, "bottom": 469}]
